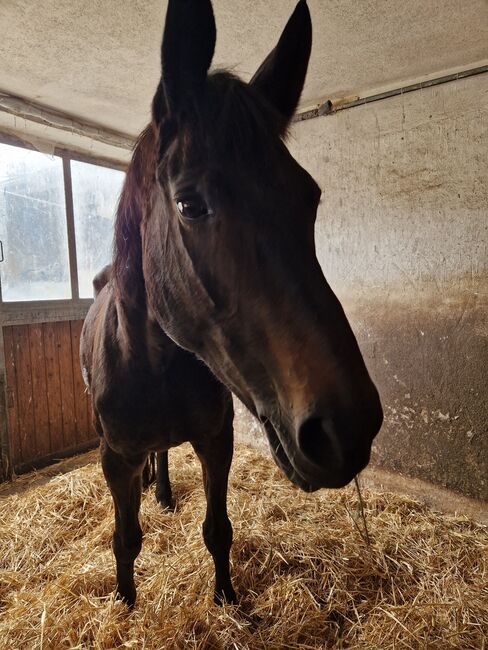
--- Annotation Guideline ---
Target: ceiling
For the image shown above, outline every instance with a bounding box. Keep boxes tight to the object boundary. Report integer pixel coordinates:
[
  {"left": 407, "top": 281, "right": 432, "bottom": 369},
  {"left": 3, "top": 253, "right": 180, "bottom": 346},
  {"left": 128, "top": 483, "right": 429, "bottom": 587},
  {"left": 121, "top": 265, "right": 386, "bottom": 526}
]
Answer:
[{"left": 0, "top": 0, "right": 487, "bottom": 149}]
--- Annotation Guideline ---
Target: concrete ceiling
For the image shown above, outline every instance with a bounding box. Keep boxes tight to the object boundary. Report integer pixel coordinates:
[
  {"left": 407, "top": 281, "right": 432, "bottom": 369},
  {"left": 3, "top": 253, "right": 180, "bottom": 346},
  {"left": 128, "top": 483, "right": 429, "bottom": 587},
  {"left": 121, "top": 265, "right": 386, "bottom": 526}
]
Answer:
[{"left": 1, "top": 0, "right": 487, "bottom": 141}]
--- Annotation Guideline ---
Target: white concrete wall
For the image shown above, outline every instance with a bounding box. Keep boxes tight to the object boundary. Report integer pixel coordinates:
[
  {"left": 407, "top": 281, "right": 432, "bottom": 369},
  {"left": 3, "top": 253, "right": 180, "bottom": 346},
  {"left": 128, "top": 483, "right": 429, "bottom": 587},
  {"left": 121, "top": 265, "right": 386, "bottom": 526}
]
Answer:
[{"left": 291, "top": 75, "right": 487, "bottom": 299}]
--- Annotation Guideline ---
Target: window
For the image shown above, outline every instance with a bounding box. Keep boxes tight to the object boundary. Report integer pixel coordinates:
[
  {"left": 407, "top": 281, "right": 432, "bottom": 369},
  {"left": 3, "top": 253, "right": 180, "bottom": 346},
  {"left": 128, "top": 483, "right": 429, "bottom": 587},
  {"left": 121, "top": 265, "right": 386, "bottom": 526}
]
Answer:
[
  {"left": 0, "top": 140, "right": 125, "bottom": 304},
  {"left": 71, "top": 161, "right": 125, "bottom": 298},
  {"left": 0, "top": 143, "right": 70, "bottom": 301}
]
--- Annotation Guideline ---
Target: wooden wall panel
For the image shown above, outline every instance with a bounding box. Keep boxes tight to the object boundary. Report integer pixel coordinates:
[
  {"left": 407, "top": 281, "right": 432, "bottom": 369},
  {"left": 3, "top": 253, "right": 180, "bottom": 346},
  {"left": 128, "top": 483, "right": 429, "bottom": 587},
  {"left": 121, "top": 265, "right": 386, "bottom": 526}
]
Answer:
[
  {"left": 70, "top": 320, "right": 89, "bottom": 444},
  {"left": 3, "top": 319, "right": 95, "bottom": 471},
  {"left": 28, "top": 324, "right": 51, "bottom": 458},
  {"left": 3, "top": 327, "right": 21, "bottom": 466},
  {"left": 44, "top": 322, "right": 65, "bottom": 453},
  {"left": 13, "top": 324, "right": 36, "bottom": 464},
  {"left": 56, "top": 321, "right": 77, "bottom": 449}
]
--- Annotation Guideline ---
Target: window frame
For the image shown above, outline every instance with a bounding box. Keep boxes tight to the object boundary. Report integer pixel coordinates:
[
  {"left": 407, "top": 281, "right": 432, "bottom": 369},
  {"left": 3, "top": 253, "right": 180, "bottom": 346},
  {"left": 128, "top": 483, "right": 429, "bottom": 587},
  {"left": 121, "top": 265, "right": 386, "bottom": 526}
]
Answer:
[{"left": 0, "top": 131, "right": 127, "bottom": 325}]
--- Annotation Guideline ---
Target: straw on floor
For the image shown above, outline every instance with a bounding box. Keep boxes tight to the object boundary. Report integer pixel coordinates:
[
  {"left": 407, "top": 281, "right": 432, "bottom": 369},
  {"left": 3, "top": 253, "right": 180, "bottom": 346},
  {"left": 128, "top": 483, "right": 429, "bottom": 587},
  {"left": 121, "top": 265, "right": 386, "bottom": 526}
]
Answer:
[{"left": 0, "top": 442, "right": 487, "bottom": 649}]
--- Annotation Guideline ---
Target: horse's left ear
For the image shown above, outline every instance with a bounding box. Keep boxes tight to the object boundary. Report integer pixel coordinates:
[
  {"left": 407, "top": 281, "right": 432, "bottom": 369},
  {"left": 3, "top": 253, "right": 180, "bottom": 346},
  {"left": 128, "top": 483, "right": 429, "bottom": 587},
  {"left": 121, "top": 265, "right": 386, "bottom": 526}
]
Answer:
[
  {"left": 157, "top": 0, "right": 216, "bottom": 118},
  {"left": 250, "top": 0, "right": 312, "bottom": 130}
]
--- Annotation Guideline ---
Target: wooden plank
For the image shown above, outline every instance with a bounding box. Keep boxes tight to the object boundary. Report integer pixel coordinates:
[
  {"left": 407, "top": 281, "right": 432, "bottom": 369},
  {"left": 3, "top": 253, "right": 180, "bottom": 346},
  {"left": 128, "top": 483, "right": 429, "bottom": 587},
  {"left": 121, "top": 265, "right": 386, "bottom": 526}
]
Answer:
[
  {"left": 70, "top": 320, "right": 89, "bottom": 443},
  {"left": 28, "top": 323, "right": 51, "bottom": 458},
  {"left": 3, "top": 326, "right": 21, "bottom": 466},
  {"left": 12, "top": 325, "right": 36, "bottom": 464},
  {"left": 56, "top": 321, "right": 77, "bottom": 450},
  {"left": 0, "top": 326, "right": 12, "bottom": 480},
  {"left": 1, "top": 301, "right": 91, "bottom": 327},
  {"left": 44, "top": 322, "right": 64, "bottom": 452}
]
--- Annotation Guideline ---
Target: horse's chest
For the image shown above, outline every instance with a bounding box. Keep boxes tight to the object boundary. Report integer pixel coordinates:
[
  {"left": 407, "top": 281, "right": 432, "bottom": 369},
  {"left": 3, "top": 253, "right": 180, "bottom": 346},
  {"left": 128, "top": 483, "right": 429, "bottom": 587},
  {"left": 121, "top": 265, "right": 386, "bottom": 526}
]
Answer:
[{"left": 95, "top": 370, "right": 227, "bottom": 455}]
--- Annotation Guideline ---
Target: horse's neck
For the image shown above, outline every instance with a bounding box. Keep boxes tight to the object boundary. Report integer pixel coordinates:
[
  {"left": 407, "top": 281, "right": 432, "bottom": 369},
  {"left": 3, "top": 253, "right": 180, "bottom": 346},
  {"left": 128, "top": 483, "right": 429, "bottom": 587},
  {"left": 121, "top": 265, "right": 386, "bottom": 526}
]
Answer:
[{"left": 114, "top": 291, "right": 175, "bottom": 374}]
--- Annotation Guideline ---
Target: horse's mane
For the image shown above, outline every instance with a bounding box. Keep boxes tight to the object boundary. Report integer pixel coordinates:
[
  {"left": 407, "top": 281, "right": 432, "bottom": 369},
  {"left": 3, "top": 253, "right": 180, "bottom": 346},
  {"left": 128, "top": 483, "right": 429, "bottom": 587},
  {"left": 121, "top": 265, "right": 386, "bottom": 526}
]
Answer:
[{"left": 112, "top": 125, "right": 157, "bottom": 302}]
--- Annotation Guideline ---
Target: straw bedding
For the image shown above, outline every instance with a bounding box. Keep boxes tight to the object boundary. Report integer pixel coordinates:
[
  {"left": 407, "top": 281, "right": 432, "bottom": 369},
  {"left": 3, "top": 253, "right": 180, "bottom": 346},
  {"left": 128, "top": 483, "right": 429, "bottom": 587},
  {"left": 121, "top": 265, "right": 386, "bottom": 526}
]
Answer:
[{"left": 0, "top": 443, "right": 486, "bottom": 649}]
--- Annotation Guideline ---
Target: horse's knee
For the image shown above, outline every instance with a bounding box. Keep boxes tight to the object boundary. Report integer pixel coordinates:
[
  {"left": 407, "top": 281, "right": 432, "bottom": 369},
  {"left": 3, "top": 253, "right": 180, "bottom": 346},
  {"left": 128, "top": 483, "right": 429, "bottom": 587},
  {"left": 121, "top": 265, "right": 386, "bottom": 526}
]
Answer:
[
  {"left": 112, "top": 528, "right": 142, "bottom": 564},
  {"left": 202, "top": 516, "right": 232, "bottom": 556}
]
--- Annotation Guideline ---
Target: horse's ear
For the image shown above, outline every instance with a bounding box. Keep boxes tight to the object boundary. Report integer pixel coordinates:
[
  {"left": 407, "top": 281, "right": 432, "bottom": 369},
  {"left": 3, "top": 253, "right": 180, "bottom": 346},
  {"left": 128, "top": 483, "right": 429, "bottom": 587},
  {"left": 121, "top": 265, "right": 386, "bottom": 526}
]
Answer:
[
  {"left": 250, "top": 0, "right": 311, "bottom": 129},
  {"left": 157, "top": 0, "right": 216, "bottom": 118}
]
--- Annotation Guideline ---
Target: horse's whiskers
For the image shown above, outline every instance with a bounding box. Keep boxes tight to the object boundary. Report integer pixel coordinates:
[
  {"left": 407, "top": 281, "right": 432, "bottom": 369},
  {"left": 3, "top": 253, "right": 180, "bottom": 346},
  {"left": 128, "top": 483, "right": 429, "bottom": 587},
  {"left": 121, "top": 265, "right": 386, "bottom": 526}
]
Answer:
[{"left": 344, "top": 476, "right": 372, "bottom": 547}]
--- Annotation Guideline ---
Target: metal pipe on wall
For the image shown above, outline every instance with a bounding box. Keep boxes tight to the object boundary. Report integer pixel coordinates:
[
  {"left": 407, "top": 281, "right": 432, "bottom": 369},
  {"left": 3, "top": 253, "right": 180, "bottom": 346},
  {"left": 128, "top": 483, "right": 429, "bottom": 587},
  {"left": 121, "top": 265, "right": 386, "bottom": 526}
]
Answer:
[{"left": 295, "top": 65, "right": 488, "bottom": 122}]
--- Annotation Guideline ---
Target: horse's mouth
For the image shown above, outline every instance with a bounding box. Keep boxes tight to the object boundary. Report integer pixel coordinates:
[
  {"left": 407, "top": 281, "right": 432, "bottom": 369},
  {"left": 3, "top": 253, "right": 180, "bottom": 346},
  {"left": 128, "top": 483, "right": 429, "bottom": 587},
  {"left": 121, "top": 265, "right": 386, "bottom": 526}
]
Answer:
[
  {"left": 262, "top": 419, "right": 320, "bottom": 492},
  {"left": 261, "top": 419, "right": 364, "bottom": 492}
]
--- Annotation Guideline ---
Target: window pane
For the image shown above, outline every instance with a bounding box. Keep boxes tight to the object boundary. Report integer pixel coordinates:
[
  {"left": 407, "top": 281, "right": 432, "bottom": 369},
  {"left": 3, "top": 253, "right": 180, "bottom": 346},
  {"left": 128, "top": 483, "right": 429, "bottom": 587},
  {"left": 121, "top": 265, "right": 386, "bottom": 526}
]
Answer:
[
  {"left": 71, "top": 160, "right": 124, "bottom": 299},
  {"left": 0, "top": 143, "right": 70, "bottom": 301}
]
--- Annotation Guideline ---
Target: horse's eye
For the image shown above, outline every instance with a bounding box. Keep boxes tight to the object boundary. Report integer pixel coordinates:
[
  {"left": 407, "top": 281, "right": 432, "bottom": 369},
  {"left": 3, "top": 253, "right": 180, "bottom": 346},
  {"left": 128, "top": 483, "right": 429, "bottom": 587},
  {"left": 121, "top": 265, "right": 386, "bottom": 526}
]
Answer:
[{"left": 176, "top": 196, "right": 212, "bottom": 221}]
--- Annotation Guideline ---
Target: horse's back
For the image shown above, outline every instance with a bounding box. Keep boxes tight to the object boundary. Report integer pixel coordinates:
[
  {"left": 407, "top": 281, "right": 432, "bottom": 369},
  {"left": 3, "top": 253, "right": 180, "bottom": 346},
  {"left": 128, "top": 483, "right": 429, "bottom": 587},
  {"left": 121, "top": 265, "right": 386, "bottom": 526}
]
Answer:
[
  {"left": 80, "top": 281, "right": 113, "bottom": 388},
  {"left": 92, "top": 264, "right": 112, "bottom": 297}
]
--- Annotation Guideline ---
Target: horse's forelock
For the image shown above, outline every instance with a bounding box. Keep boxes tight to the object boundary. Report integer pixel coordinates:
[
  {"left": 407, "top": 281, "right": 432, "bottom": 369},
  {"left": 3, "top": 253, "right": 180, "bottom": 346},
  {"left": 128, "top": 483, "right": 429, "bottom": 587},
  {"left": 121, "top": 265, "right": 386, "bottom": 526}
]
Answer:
[
  {"left": 207, "top": 72, "right": 285, "bottom": 153},
  {"left": 157, "top": 72, "right": 284, "bottom": 171}
]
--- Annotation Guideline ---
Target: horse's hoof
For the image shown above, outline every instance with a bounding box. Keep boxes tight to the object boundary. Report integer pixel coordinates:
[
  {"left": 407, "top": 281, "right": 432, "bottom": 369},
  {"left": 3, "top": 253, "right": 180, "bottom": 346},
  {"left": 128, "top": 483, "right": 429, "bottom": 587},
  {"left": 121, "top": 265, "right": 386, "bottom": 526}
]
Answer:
[
  {"left": 116, "top": 587, "right": 136, "bottom": 608},
  {"left": 156, "top": 494, "right": 175, "bottom": 512},
  {"left": 214, "top": 586, "right": 237, "bottom": 606}
]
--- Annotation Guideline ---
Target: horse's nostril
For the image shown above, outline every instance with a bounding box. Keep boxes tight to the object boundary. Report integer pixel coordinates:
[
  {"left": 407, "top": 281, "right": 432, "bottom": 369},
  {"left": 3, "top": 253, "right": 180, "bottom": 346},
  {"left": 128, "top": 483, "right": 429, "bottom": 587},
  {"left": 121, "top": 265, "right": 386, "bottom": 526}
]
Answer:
[{"left": 298, "top": 416, "right": 342, "bottom": 468}]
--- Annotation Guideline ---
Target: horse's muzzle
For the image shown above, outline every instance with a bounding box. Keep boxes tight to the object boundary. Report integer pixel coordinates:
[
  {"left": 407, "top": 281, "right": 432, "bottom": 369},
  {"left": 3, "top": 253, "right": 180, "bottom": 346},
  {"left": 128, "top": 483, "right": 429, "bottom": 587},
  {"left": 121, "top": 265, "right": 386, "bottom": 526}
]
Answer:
[{"left": 293, "top": 401, "right": 383, "bottom": 489}]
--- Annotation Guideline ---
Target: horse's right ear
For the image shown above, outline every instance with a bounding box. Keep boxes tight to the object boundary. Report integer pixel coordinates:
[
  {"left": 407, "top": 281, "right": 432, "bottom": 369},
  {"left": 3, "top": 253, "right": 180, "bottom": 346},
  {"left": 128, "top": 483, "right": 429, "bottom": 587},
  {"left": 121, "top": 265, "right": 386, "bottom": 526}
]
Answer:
[
  {"left": 250, "top": 0, "right": 312, "bottom": 130},
  {"left": 155, "top": 0, "right": 216, "bottom": 120}
]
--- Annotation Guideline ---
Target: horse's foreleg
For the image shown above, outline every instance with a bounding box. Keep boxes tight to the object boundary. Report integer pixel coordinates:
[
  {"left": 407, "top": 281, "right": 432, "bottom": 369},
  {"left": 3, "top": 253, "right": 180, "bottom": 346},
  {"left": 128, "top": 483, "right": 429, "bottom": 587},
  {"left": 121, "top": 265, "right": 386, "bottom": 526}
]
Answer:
[
  {"left": 192, "top": 419, "right": 235, "bottom": 605},
  {"left": 100, "top": 438, "right": 145, "bottom": 607},
  {"left": 155, "top": 451, "right": 174, "bottom": 510}
]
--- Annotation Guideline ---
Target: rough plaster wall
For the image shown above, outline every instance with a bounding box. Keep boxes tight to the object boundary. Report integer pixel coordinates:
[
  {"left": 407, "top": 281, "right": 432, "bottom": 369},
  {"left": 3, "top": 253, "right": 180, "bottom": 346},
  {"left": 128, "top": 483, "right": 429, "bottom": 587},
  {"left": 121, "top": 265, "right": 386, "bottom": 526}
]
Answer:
[{"left": 236, "top": 74, "right": 488, "bottom": 501}]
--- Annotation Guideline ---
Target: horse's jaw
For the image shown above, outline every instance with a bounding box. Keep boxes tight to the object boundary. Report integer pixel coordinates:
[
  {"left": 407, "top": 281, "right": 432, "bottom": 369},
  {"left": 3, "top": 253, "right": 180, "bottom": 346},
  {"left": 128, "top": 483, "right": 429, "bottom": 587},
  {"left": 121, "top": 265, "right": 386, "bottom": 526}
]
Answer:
[{"left": 262, "top": 419, "right": 319, "bottom": 493}]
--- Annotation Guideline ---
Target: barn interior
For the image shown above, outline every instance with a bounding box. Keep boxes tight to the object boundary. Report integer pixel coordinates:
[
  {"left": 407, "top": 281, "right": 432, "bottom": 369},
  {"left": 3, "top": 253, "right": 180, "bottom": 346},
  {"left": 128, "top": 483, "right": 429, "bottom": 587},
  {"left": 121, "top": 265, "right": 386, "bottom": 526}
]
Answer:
[
  {"left": 1, "top": 0, "right": 486, "bottom": 503},
  {"left": 0, "top": 1, "right": 487, "bottom": 647}
]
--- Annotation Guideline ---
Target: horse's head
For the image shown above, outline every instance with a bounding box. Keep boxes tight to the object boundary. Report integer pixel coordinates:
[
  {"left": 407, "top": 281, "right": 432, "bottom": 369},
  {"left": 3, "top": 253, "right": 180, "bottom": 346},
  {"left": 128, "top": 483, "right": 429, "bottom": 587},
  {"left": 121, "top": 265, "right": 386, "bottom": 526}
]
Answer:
[{"left": 143, "top": 0, "right": 383, "bottom": 491}]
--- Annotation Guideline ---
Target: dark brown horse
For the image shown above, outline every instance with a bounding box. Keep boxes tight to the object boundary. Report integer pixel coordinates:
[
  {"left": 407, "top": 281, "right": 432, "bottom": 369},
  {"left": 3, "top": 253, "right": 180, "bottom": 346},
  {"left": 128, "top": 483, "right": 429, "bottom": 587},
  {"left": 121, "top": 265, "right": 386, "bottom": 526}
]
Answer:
[{"left": 80, "top": 0, "right": 383, "bottom": 607}]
